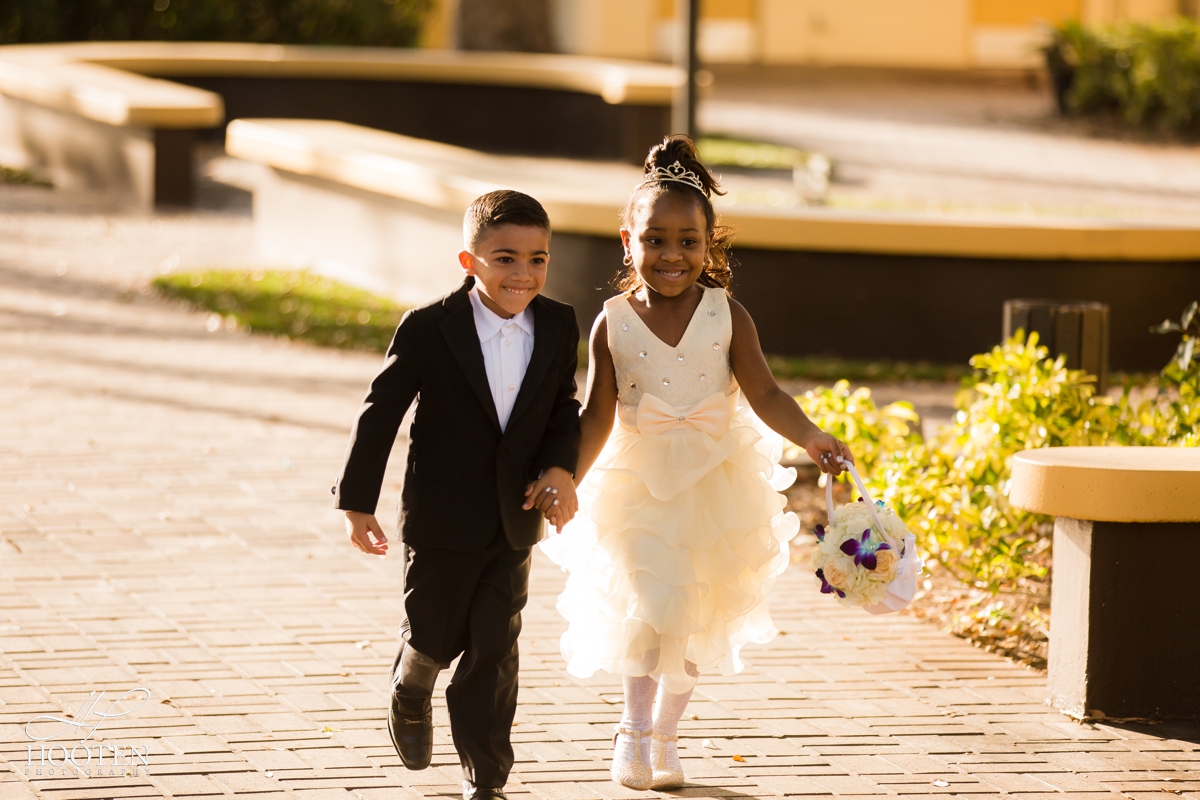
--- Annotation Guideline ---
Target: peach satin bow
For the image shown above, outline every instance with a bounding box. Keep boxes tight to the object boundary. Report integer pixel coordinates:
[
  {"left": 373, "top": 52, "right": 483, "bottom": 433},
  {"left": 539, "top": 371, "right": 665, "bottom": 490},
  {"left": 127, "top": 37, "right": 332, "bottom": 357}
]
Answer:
[{"left": 636, "top": 392, "right": 730, "bottom": 437}]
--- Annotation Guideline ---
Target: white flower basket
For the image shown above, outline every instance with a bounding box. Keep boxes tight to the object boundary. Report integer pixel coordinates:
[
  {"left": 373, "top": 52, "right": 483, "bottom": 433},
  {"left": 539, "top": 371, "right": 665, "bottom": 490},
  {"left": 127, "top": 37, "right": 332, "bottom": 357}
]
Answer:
[{"left": 813, "top": 461, "right": 923, "bottom": 615}]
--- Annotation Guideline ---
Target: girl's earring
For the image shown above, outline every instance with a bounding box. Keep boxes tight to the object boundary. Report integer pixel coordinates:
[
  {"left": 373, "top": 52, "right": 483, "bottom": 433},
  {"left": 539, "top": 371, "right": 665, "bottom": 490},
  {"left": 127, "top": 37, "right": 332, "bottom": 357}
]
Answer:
[{"left": 623, "top": 254, "right": 634, "bottom": 267}]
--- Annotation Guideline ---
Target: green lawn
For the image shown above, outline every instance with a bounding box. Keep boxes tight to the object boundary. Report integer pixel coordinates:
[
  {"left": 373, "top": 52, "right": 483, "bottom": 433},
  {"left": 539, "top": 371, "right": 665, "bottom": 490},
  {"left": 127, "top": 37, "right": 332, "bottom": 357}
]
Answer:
[
  {"left": 767, "top": 354, "right": 970, "bottom": 383},
  {"left": 1, "top": 165, "right": 51, "bottom": 187},
  {"left": 153, "top": 270, "right": 406, "bottom": 353},
  {"left": 155, "top": 269, "right": 971, "bottom": 383}
]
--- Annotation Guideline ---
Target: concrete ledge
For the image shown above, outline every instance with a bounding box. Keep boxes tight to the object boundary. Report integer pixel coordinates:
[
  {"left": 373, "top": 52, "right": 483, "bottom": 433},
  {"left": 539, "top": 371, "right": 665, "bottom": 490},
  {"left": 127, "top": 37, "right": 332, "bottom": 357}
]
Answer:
[
  {"left": 226, "top": 119, "right": 1200, "bottom": 371},
  {"left": 1010, "top": 447, "right": 1200, "bottom": 523},
  {"left": 0, "top": 47, "right": 223, "bottom": 129},
  {"left": 0, "top": 41, "right": 681, "bottom": 130},
  {"left": 0, "top": 42, "right": 682, "bottom": 206},
  {"left": 226, "top": 118, "right": 1200, "bottom": 262}
]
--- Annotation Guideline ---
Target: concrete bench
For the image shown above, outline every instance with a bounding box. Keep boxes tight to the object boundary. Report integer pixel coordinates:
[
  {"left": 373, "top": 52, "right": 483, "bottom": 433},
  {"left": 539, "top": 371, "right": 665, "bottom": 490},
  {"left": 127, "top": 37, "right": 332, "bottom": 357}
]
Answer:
[
  {"left": 1010, "top": 447, "right": 1200, "bottom": 721},
  {"left": 225, "top": 118, "right": 1200, "bottom": 371},
  {"left": 0, "top": 42, "right": 680, "bottom": 208}
]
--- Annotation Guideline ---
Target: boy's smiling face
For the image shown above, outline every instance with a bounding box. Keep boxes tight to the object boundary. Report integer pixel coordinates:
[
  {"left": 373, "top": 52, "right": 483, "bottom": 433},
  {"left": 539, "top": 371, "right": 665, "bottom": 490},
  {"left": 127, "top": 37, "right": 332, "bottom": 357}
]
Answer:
[{"left": 458, "top": 223, "right": 549, "bottom": 319}]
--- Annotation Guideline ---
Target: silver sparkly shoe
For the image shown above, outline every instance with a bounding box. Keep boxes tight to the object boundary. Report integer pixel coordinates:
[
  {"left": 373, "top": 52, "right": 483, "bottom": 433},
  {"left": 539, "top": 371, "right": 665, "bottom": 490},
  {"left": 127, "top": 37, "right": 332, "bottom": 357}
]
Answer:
[
  {"left": 611, "top": 725, "right": 653, "bottom": 790},
  {"left": 650, "top": 733, "right": 685, "bottom": 789}
]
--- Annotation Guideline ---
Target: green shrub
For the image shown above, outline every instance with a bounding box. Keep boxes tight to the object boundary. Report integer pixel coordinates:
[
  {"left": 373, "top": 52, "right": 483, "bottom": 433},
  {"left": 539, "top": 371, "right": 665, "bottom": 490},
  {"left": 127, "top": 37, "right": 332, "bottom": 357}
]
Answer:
[
  {"left": 794, "top": 382, "right": 922, "bottom": 476},
  {"left": 153, "top": 269, "right": 407, "bottom": 352},
  {"left": 798, "top": 305, "right": 1200, "bottom": 594},
  {"left": 1, "top": 0, "right": 430, "bottom": 47},
  {"left": 1049, "top": 18, "right": 1200, "bottom": 133}
]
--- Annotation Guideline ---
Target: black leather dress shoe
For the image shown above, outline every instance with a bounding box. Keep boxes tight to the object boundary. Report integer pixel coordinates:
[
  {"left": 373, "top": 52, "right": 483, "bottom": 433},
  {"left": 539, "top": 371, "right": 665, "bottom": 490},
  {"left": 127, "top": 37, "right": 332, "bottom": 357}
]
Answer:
[
  {"left": 387, "top": 692, "right": 432, "bottom": 770},
  {"left": 461, "top": 782, "right": 507, "bottom": 800}
]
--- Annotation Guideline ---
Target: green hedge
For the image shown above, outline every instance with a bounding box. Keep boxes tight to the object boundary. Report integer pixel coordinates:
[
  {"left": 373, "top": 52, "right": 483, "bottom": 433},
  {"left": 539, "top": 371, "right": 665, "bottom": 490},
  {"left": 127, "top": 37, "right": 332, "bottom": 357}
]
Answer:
[
  {"left": 1, "top": 0, "right": 430, "bottom": 47},
  {"left": 1047, "top": 18, "right": 1200, "bottom": 133}
]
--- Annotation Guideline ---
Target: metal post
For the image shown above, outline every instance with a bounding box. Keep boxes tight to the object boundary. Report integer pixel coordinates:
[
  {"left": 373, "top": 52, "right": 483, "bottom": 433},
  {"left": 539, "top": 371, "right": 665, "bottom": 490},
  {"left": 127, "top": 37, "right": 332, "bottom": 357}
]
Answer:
[{"left": 671, "top": 0, "right": 699, "bottom": 137}]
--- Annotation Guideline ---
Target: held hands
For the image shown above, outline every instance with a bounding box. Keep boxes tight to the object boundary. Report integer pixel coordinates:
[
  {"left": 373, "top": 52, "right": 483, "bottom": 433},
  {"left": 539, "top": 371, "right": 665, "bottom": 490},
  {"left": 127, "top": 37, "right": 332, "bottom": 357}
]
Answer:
[
  {"left": 524, "top": 466, "right": 578, "bottom": 533},
  {"left": 801, "top": 430, "right": 855, "bottom": 476},
  {"left": 345, "top": 510, "right": 389, "bottom": 556}
]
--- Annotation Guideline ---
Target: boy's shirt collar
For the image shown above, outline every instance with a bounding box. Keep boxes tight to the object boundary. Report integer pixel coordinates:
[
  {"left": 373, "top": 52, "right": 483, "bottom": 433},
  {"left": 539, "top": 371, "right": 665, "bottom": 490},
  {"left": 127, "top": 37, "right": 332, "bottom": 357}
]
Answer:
[{"left": 468, "top": 285, "right": 535, "bottom": 342}]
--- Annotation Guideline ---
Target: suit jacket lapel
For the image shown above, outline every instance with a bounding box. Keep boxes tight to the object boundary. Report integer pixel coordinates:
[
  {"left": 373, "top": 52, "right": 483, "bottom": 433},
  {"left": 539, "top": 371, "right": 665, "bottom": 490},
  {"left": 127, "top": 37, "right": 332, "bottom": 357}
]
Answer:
[
  {"left": 505, "top": 297, "right": 562, "bottom": 436},
  {"left": 439, "top": 280, "right": 502, "bottom": 432}
]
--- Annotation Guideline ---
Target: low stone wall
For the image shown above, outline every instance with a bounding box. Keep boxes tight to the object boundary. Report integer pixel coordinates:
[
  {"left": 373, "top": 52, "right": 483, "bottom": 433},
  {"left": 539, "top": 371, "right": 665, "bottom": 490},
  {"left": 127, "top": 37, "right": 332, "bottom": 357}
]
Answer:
[
  {"left": 229, "top": 119, "right": 1200, "bottom": 374},
  {"left": 173, "top": 76, "right": 669, "bottom": 164},
  {"left": 523, "top": 237, "right": 1196, "bottom": 374},
  {"left": 252, "top": 170, "right": 1196, "bottom": 373},
  {"left": 0, "top": 93, "right": 156, "bottom": 204}
]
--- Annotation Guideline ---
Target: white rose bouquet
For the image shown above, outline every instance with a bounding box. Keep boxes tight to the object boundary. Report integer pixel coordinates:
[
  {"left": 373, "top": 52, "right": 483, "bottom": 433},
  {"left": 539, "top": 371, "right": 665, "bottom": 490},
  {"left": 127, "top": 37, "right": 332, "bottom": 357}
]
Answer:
[{"left": 812, "top": 461, "right": 922, "bottom": 614}]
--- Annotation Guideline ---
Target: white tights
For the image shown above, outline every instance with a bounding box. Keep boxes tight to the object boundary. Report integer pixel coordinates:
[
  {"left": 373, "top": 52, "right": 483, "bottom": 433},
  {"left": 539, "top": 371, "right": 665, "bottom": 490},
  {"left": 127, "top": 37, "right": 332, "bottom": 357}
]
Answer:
[
  {"left": 616, "top": 675, "right": 656, "bottom": 765},
  {"left": 650, "top": 661, "right": 697, "bottom": 772},
  {"left": 616, "top": 661, "right": 698, "bottom": 770}
]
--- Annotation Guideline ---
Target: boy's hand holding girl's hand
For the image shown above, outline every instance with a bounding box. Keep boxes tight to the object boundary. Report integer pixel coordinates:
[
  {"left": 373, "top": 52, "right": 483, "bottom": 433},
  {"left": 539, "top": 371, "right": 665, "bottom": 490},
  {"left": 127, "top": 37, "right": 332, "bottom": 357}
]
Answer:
[
  {"left": 345, "top": 510, "right": 389, "bottom": 556},
  {"left": 800, "top": 430, "right": 855, "bottom": 476},
  {"left": 524, "top": 466, "right": 578, "bottom": 534}
]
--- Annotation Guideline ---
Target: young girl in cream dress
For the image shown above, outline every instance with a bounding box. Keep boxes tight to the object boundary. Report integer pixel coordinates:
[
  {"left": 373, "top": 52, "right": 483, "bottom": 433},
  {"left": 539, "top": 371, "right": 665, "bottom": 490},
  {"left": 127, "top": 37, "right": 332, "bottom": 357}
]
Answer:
[{"left": 540, "top": 136, "right": 854, "bottom": 790}]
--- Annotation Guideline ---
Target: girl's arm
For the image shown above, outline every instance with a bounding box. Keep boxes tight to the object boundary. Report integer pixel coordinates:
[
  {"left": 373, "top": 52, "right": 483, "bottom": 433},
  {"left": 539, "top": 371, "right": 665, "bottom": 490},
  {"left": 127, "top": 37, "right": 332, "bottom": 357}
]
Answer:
[
  {"left": 574, "top": 314, "right": 619, "bottom": 484},
  {"left": 728, "top": 299, "right": 853, "bottom": 474}
]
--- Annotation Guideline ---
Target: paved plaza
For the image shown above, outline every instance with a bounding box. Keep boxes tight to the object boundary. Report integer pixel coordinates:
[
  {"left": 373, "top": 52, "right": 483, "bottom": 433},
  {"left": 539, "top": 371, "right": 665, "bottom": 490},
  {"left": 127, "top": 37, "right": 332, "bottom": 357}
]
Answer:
[
  {"left": 706, "top": 67, "right": 1200, "bottom": 222},
  {"left": 2, "top": 193, "right": 1199, "bottom": 800}
]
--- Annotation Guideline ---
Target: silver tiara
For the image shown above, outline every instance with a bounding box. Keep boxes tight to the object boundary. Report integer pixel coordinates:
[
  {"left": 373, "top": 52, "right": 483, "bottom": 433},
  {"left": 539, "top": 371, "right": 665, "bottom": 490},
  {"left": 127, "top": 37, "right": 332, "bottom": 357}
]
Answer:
[{"left": 641, "top": 160, "right": 705, "bottom": 192}]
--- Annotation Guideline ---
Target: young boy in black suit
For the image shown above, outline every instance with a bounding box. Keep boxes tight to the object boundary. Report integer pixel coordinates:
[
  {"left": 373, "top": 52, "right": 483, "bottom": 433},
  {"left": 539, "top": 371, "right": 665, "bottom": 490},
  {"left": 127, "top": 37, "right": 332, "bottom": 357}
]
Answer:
[{"left": 333, "top": 190, "right": 581, "bottom": 800}]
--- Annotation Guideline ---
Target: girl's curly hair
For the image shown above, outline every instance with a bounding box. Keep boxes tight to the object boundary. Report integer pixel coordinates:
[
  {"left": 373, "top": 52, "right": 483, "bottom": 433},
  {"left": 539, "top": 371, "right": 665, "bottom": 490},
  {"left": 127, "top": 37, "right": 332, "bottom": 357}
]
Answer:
[{"left": 616, "top": 134, "right": 735, "bottom": 293}]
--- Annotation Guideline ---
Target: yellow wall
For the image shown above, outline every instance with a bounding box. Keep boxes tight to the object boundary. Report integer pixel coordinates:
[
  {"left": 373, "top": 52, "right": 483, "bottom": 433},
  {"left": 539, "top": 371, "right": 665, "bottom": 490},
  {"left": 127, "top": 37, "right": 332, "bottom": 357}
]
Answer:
[
  {"left": 761, "top": 0, "right": 973, "bottom": 68},
  {"left": 973, "top": 0, "right": 1081, "bottom": 25},
  {"left": 422, "top": 0, "right": 1191, "bottom": 68},
  {"left": 559, "top": 0, "right": 658, "bottom": 58},
  {"left": 420, "top": 0, "right": 451, "bottom": 48},
  {"left": 656, "top": 0, "right": 755, "bottom": 19}
]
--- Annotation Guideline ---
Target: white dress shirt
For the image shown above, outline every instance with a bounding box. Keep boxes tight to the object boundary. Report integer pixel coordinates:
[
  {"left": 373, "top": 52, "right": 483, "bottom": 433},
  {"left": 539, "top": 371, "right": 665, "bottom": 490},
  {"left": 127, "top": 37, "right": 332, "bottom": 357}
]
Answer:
[{"left": 469, "top": 286, "right": 535, "bottom": 431}]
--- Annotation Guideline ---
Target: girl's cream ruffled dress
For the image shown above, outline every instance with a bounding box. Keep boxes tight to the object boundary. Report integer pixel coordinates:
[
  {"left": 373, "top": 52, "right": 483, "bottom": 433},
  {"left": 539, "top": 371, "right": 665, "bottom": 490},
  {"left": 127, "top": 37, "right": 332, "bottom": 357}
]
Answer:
[{"left": 540, "top": 287, "right": 799, "bottom": 694}]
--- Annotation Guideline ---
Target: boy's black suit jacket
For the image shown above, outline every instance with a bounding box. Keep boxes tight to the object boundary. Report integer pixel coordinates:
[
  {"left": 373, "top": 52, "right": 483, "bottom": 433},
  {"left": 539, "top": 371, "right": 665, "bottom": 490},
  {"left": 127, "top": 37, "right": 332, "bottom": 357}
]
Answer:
[{"left": 333, "top": 278, "right": 581, "bottom": 551}]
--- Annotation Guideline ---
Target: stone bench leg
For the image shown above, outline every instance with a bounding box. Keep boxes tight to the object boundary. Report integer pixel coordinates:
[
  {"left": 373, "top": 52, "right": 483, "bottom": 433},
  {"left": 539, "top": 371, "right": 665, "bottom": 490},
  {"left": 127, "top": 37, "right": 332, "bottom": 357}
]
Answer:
[
  {"left": 1050, "top": 517, "right": 1200, "bottom": 721},
  {"left": 153, "top": 128, "right": 195, "bottom": 207},
  {"left": 0, "top": 94, "right": 194, "bottom": 208}
]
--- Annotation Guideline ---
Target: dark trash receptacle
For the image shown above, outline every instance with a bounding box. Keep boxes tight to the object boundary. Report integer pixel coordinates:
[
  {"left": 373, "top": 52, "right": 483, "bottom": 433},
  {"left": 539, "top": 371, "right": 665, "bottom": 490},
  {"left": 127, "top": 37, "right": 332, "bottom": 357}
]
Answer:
[{"left": 1003, "top": 299, "right": 1110, "bottom": 392}]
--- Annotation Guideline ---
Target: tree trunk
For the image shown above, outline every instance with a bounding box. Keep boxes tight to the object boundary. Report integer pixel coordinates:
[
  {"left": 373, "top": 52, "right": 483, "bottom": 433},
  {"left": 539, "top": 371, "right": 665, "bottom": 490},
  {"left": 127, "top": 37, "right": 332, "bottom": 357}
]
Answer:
[{"left": 456, "top": 0, "right": 554, "bottom": 53}]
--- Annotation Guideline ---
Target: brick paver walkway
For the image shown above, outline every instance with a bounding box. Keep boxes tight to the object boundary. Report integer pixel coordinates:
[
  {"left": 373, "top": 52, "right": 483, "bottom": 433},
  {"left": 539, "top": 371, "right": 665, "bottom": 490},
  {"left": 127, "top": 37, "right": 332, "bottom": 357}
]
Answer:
[{"left": 2, "top": 198, "right": 1198, "bottom": 800}]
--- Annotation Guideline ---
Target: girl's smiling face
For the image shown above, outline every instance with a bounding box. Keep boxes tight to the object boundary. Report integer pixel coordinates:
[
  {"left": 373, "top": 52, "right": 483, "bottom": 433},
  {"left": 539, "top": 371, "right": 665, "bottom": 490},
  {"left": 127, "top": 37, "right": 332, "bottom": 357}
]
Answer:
[{"left": 621, "top": 191, "right": 710, "bottom": 299}]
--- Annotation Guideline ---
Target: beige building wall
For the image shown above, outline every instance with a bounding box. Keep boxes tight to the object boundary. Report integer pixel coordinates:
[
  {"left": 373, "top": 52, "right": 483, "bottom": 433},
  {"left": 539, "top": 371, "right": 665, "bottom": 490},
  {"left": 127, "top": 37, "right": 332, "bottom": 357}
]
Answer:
[
  {"left": 418, "top": 0, "right": 1192, "bottom": 69},
  {"left": 759, "top": 0, "right": 973, "bottom": 68},
  {"left": 1081, "top": 0, "right": 1181, "bottom": 23},
  {"left": 555, "top": 0, "right": 658, "bottom": 59},
  {"left": 972, "top": 0, "right": 1080, "bottom": 68}
]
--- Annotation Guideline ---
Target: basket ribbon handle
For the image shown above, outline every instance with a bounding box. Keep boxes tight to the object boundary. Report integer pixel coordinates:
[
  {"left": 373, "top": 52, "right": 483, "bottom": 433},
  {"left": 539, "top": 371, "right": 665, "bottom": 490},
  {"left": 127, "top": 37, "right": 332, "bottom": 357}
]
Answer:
[{"left": 824, "top": 459, "right": 898, "bottom": 550}]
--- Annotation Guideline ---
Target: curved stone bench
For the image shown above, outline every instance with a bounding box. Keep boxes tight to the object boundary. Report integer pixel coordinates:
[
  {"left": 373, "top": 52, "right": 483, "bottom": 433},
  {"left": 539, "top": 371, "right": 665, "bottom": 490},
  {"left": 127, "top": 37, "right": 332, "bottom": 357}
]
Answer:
[
  {"left": 0, "top": 42, "right": 680, "bottom": 207},
  {"left": 1010, "top": 447, "right": 1200, "bottom": 721},
  {"left": 226, "top": 118, "right": 1200, "bottom": 370}
]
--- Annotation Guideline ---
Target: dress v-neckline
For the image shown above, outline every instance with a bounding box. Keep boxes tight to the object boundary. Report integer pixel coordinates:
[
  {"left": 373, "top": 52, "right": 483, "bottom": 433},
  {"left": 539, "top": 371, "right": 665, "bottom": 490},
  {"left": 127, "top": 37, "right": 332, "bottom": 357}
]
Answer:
[{"left": 624, "top": 288, "right": 708, "bottom": 350}]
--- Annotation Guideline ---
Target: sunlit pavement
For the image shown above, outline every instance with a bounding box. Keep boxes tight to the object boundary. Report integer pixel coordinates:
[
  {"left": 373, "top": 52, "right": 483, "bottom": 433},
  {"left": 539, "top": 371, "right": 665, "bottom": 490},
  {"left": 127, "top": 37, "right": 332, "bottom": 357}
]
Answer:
[
  {"left": 706, "top": 68, "right": 1200, "bottom": 222},
  {"left": 2, "top": 191, "right": 1199, "bottom": 800}
]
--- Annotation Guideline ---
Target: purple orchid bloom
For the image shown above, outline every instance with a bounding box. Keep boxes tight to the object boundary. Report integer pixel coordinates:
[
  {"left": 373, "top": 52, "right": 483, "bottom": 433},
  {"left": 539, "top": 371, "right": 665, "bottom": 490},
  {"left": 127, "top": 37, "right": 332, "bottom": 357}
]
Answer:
[
  {"left": 839, "top": 529, "right": 892, "bottom": 571},
  {"left": 813, "top": 524, "right": 825, "bottom": 542},
  {"left": 815, "top": 568, "right": 845, "bottom": 598}
]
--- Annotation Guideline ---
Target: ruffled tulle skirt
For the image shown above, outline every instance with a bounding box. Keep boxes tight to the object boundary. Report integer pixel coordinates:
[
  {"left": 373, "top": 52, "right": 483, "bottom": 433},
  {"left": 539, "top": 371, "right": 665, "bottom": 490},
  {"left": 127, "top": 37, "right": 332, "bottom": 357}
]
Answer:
[{"left": 539, "top": 402, "right": 799, "bottom": 694}]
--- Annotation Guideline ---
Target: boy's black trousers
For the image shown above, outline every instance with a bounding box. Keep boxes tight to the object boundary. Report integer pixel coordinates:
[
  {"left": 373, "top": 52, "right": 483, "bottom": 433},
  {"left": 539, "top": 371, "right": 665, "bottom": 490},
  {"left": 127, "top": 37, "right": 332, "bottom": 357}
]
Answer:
[{"left": 398, "top": 527, "right": 531, "bottom": 789}]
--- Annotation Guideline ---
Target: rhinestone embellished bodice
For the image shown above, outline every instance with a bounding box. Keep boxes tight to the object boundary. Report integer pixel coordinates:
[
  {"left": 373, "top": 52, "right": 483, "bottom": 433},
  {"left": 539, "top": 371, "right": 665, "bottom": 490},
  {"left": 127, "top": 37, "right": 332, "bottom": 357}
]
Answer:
[{"left": 605, "top": 286, "right": 736, "bottom": 428}]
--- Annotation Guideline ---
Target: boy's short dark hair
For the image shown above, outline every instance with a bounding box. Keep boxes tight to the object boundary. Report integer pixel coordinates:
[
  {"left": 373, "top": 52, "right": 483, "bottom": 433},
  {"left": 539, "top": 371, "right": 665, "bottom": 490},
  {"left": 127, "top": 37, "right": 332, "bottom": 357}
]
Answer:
[{"left": 463, "top": 190, "right": 551, "bottom": 251}]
